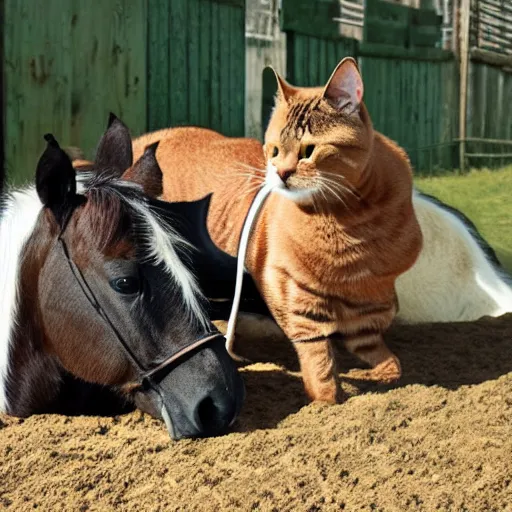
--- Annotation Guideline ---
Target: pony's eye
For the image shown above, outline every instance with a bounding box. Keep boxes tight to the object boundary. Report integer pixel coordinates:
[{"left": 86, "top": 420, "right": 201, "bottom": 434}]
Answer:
[
  {"left": 110, "top": 276, "right": 140, "bottom": 295},
  {"left": 272, "top": 146, "right": 279, "bottom": 158},
  {"left": 301, "top": 145, "right": 315, "bottom": 159}
]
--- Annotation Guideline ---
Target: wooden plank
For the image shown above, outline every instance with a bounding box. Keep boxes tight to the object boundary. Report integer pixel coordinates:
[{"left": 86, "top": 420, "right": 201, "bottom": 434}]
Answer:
[
  {"left": 219, "top": 1, "right": 231, "bottom": 134},
  {"left": 0, "top": 0, "right": 4, "bottom": 192},
  {"left": 410, "top": 24, "right": 442, "bottom": 48},
  {"left": 364, "top": 19, "right": 409, "bottom": 47},
  {"left": 231, "top": 1, "right": 245, "bottom": 136},
  {"left": 169, "top": 0, "right": 188, "bottom": 126},
  {"left": 209, "top": 0, "right": 221, "bottom": 133},
  {"left": 411, "top": 8, "right": 442, "bottom": 51},
  {"left": 187, "top": 0, "right": 200, "bottom": 126},
  {"left": 281, "top": 0, "right": 339, "bottom": 40},
  {"left": 71, "top": 0, "right": 146, "bottom": 150},
  {"left": 364, "top": 0, "right": 411, "bottom": 47},
  {"left": 5, "top": 0, "right": 72, "bottom": 183},
  {"left": 147, "top": 0, "right": 170, "bottom": 131},
  {"left": 309, "top": 36, "right": 319, "bottom": 86},
  {"left": 359, "top": 43, "right": 453, "bottom": 61},
  {"left": 470, "top": 47, "right": 512, "bottom": 68},
  {"left": 459, "top": 0, "right": 470, "bottom": 172},
  {"left": 198, "top": 0, "right": 211, "bottom": 128},
  {"left": 212, "top": 0, "right": 244, "bottom": 6},
  {"left": 505, "top": 73, "right": 512, "bottom": 140},
  {"left": 319, "top": 39, "right": 328, "bottom": 84}
]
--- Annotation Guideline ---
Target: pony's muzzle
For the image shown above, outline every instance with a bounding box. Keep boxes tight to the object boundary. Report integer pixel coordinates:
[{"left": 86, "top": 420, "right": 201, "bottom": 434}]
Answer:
[{"left": 151, "top": 338, "right": 245, "bottom": 440}]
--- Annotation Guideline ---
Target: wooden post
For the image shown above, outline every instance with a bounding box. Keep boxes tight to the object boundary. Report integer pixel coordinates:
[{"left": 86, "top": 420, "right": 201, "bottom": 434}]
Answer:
[
  {"left": 459, "top": 0, "right": 470, "bottom": 173},
  {"left": 0, "top": 0, "right": 4, "bottom": 194}
]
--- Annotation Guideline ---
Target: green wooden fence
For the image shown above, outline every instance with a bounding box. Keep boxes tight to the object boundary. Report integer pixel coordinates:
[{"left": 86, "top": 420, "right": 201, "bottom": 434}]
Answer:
[
  {"left": 465, "top": 59, "right": 512, "bottom": 169},
  {"left": 147, "top": 0, "right": 245, "bottom": 136},
  {"left": 278, "top": 0, "right": 458, "bottom": 174},
  {"left": 2, "top": 0, "right": 245, "bottom": 184}
]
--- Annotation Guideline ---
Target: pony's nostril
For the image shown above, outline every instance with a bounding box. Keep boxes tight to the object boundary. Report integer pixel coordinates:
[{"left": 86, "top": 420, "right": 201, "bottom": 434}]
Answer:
[{"left": 195, "top": 396, "right": 231, "bottom": 435}]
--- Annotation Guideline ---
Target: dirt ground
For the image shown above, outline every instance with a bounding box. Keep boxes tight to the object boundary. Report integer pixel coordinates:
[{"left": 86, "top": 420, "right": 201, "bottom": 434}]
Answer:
[{"left": 1, "top": 314, "right": 512, "bottom": 512}]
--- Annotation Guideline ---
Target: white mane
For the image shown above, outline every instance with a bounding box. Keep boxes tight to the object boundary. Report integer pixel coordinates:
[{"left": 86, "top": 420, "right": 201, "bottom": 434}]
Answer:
[
  {"left": 89, "top": 175, "right": 209, "bottom": 328},
  {"left": 0, "top": 187, "right": 43, "bottom": 412}
]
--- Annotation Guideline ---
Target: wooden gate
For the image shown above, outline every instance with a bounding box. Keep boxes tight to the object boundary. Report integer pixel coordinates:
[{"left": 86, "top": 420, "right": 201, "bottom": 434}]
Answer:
[
  {"left": 147, "top": 0, "right": 245, "bottom": 137},
  {"left": 2, "top": 0, "right": 246, "bottom": 185},
  {"left": 4, "top": 0, "right": 147, "bottom": 184}
]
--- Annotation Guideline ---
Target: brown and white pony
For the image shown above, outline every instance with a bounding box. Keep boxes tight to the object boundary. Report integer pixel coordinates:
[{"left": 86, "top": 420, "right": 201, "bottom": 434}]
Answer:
[{"left": 0, "top": 115, "right": 244, "bottom": 439}]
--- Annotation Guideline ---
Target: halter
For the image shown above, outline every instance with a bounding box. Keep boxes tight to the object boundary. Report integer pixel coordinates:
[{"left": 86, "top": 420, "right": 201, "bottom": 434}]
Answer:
[{"left": 57, "top": 233, "right": 224, "bottom": 392}]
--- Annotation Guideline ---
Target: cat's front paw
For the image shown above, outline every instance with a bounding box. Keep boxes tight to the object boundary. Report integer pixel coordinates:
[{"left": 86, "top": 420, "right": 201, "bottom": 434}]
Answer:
[{"left": 345, "top": 356, "right": 402, "bottom": 384}]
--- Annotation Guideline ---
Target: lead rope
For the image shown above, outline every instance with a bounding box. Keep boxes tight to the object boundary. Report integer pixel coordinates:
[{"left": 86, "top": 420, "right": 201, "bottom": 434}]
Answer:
[{"left": 225, "top": 184, "right": 273, "bottom": 361}]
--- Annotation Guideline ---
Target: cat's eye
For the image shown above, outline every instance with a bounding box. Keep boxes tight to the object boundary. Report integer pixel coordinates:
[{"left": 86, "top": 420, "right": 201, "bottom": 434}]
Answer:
[
  {"left": 271, "top": 146, "right": 279, "bottom": 158},
  {"left": 110, "top": 276, "right": 140, "bottom": 295},
  {"left": 300, "top": 145, "right": 315, "bottom": 159}
]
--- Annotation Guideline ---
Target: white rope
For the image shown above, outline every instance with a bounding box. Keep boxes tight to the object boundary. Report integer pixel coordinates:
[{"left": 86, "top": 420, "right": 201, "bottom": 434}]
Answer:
[{"left": 225, "top": 184, "right": 273, "bottom": 361}]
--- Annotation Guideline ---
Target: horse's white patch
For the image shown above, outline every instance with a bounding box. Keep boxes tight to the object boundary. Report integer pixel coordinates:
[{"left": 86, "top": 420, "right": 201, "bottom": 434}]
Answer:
[
  {"left": 0, "top": 187, "right": 43, "bottom": 412},
  {"left": 265, "top": 162, "right": 316, "bottom": 204},
  {"left": 395, "top": 191, "right": 512, "bottom": 323},
  {"left": 125, "top": 195, "right": 209, "bottom": 329}
]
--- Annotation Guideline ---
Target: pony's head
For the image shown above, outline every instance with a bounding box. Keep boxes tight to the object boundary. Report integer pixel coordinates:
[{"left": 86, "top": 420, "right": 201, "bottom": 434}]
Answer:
[{"left": 5, "top": 115, "right": 244, "bottom": 439}]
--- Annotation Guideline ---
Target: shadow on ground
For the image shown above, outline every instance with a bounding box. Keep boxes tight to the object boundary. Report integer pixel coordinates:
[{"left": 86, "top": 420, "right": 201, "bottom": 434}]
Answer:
[{"left": 231, "top": 313, "right": 512, "bottom": 431}]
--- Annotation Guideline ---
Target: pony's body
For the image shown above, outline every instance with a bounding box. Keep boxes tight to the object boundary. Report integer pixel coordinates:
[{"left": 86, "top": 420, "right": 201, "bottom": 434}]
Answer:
[
  {"left": 0, "top": 117, "right": 244, "bottom": 439},
  {"left": 395, "top": 191, "right": 512, "bottom": 323},
  {"left": 136, "top": 128, "right": 512, "bottom": 327}
]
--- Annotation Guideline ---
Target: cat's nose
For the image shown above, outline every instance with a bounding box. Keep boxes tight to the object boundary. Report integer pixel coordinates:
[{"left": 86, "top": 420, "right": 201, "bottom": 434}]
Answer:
[{"left": 277, "top": 168, "right": 295, "bottom": 184}]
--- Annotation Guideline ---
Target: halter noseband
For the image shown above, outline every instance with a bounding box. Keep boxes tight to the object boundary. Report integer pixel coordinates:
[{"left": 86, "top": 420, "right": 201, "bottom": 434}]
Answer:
[{"left": 57, "top": 232, "right": 224, "bottom": 392}]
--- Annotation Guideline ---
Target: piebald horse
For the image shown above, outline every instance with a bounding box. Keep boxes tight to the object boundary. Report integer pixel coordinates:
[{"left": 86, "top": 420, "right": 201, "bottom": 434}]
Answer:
[{"left": 0, "top": 115, "right": 244, "bottom": 439}]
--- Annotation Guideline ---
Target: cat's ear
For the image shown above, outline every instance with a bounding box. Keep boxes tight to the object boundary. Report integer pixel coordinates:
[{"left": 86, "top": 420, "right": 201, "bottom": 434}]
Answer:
[
  {"left": 323, "top": 57, "right": 363, "bottom": 114},
  {"left": 267, "top": 66, "right": 297, "bottom": 103},
  {"left": 122, "top": 141, "right": 163, "bottom": 198},
  {"left": 94, "top": 112, "right": 133, "bottom": 175}
]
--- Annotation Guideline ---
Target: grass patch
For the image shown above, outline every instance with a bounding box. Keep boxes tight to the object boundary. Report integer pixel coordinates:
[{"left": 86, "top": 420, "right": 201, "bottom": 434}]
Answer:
[{"left": 414, "top": 166, "right": 512, "bottom": 272}]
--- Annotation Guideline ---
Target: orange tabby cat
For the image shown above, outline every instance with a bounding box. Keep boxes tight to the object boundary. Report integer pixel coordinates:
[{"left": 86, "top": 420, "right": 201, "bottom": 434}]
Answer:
[{"left": 133, "top": 58, "right": 423, "bottom": 403}]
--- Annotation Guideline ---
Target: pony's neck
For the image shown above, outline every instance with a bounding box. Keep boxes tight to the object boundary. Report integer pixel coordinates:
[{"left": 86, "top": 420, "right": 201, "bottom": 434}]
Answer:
[{"left": 0, "top": 186, "right": 44, "bottom": 413}]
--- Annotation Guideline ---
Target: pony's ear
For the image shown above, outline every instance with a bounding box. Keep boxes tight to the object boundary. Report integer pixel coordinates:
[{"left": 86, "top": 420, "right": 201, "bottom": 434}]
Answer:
[
  {"left": 94, "top": 112, "right": 133, "bottom": 175},
  {"left": 267, "top": 66, "right": 297, "bottom": 103},
  {"left": 122, "top": 141, "right": 163, "bottom": 198},
  {"left": 322, "top": 57, "right": 363, "bottom": 114},
  {"left": 36, "top": 134, "right": 78, "bottom": 225}
]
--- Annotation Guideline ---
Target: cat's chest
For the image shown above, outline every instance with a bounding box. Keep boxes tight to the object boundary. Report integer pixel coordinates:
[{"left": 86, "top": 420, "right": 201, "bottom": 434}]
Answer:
[{"left": 278, "top": 215, "right": 366, "bottom": 275}]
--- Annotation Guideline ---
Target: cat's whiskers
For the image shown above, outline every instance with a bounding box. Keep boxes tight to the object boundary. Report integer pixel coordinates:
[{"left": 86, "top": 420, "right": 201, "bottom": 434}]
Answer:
[
  {"left": 321, "top": 172, "right": 361, "bottom": 201},
  {"left": 235, "top": 161, "right": 267, "bottom": 175},
  {"left": 315, "top": 176, "right": 354, "bottom": 212},
  {"left": 318, "top": 177, "right": 360, "bottom": 209},
  {"left": 321, "top": 182, "right": 348, "bottom": 209}
]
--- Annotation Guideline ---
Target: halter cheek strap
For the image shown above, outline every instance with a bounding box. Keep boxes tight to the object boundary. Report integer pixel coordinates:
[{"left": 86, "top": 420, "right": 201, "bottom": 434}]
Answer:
[{"left": 56, "top": 235, "right": 223, "bottom": 391}]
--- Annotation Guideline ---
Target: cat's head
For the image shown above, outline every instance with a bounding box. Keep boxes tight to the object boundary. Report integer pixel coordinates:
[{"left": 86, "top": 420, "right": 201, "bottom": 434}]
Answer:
[{"left": 264, "top": 57, "right": 373, "bottom": 206}]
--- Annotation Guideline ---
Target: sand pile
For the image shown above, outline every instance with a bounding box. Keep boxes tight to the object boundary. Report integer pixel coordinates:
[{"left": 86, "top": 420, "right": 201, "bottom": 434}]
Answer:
[{"left": 1, "top": 314, "right": 512, "bottom": 511}]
